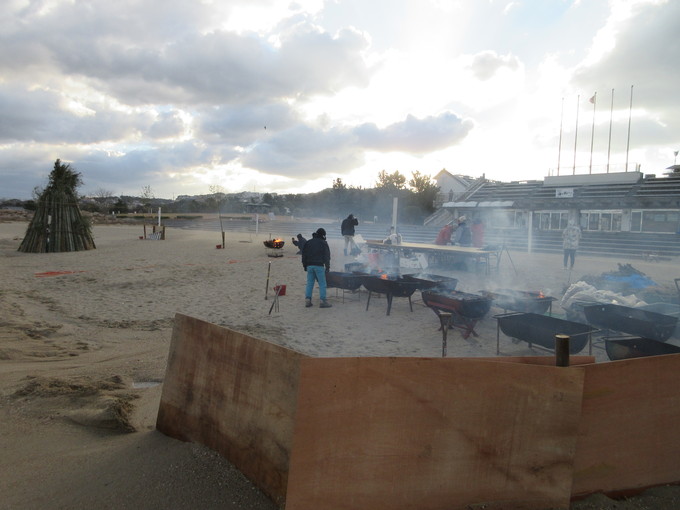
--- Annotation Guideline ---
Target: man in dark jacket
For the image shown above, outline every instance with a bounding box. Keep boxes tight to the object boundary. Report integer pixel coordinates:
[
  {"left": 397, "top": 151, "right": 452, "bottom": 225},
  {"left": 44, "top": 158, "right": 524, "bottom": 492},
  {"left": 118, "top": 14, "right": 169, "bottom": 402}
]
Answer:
[
  {"left": 301, "top": 228, "right": 332, "bottom": 308},
  {"left": 292, "top": 233, "right": 306, "bottom": 255},
  {"left": 341, "top": 213, "right": 359, "bottom": 256}
]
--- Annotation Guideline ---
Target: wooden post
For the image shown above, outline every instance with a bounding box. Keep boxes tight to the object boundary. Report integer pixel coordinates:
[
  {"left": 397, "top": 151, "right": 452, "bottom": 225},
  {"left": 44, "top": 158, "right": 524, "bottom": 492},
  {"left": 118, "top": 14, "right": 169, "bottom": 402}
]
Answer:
[
  {"left": 222, "top": 231, "right": 225, "bottom": 249},
  {"left": 555, "top": 335, "right": 570, "bottom": 367}
]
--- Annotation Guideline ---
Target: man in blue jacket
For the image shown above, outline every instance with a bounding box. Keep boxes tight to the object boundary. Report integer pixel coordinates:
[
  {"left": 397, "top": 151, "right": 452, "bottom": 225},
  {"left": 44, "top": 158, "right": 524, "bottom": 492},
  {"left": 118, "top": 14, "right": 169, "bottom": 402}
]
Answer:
[{"left": 301, "top": 228, "right": 332, "bottom": 308}]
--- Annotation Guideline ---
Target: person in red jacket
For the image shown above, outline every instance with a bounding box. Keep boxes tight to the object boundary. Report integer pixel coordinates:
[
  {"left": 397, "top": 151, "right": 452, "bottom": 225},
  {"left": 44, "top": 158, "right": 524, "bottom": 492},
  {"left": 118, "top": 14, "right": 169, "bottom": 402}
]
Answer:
[
  {"left": 434, "top": 222, "right": 454, "bottom": 245},
  {"left": 471, "top": 218, "right": 485, "bottom": 248}
]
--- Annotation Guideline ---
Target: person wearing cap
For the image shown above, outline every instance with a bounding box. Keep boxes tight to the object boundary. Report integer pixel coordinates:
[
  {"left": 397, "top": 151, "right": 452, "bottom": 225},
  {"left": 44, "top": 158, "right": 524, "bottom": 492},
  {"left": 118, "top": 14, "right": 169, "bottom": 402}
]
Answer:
[
  {"left": 453, "top": 216, "right": 472, "bottom": 246},
  {"left": 301, "top": 228, "right": 332, "bottom": 308}
]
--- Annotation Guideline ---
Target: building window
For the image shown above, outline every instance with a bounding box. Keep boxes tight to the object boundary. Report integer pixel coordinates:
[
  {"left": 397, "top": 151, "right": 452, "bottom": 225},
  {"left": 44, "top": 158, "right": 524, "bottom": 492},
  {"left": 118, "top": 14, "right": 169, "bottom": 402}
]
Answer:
[
  {"left": 533, "top": 211, "right": 569, "bottom": 231},
  {"left": 631, "top": 211, "right": 642, "bottom": 232},
  {"left": 639, "top": 211, "right": 680, "bottom": 233},
  {"left": 580, "top": 211, "right": 622, "bottom": 232}
]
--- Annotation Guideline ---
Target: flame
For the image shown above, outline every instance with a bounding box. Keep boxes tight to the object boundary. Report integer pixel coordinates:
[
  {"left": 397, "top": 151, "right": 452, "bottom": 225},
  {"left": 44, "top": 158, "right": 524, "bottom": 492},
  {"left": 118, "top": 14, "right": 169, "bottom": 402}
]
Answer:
[
  {"left": 538, "top": 291, "right": 545, "bottom": 298},
  {"left": 380, "top": 273, "right": 388, "bottom": 280}
]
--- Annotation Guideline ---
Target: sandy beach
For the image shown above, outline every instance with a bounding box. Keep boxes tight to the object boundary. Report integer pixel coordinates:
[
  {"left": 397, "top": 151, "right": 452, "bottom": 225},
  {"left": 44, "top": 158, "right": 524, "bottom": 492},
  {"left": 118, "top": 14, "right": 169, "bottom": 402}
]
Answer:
[{"left": 2, "top": 219, "right": 680, "bottom": 509}]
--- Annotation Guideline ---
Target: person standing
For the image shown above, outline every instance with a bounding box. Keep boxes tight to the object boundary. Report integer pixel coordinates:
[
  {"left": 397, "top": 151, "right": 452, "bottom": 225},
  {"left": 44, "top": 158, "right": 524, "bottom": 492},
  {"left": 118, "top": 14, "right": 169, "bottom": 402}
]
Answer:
[
  {"left": 562, "top": 221, "right": 582, "bottom": 269},
  {"left": 341, "top": 213, "right": 359, "bottom": 255},
  {"left": 434, "top": 222, "right": 454, "bottom": 245},
  {"left": 454, "top": 216, "right": 472, "bottom": 246},
  {"left": 471, "top": 218, "right": 485, "bottom": 248},
  {"left": 302, "top": 228, "right": 332, "bottom": 308}
]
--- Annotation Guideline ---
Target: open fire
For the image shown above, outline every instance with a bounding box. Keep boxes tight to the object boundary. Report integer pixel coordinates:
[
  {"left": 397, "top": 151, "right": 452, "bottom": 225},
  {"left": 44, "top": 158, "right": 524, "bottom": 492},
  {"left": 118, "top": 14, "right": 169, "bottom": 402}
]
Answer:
[{"left": 263, "top": 238, "right": 285, "bottom": 249}]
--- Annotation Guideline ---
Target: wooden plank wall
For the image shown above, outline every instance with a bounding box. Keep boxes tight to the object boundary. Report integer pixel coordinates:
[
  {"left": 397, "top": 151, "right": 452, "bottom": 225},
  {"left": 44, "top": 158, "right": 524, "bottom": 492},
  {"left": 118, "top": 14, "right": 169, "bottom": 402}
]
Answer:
[
  {"left": 286, "top": 357, "right": 586, "bottom": 510},
  {"left": 156, "top": 314, "right": 307, "bottom": 505},
  {"left": 155, "top": 315, "right": 680, "bottom": 508},
  {"left": 572, "top": 354, "right": 680, "bottom": 496}
]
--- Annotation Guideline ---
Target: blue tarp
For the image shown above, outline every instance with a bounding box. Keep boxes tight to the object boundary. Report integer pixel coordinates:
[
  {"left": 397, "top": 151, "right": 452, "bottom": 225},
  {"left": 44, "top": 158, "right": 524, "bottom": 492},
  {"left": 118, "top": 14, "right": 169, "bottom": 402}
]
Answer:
[{"left": 602, "top": 274, "right": 657, "bottom": 289}]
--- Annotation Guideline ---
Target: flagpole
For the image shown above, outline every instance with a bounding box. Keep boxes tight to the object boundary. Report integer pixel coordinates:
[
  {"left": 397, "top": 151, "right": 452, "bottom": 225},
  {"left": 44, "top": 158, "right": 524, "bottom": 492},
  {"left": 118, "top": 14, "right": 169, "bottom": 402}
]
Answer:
[
  {"left": 589, "top": 92, "right": 596, "bottom": 174},
  {"left": 607, "top": 88, "right": 614, "bottom": 173},
  {"left": 625, "top": 84, "right": 633, "bottom": 172},
  {"left": 557, "top": 97, "right": 564, "bottom": 176},
  {"left": 573, "top": 94, "right": 580, "bottom": 175}
]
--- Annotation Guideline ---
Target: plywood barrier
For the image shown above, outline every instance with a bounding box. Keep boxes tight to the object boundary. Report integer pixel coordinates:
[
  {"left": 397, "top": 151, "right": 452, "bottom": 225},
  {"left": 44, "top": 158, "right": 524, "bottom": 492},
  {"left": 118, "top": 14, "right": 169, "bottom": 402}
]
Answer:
[
  {"left": 286, "top": 357, "right": 585, "bottom": 510},
  {"left": 572, "top": 354, "right": 680, "bottom": 496},
  {"left": 156, "top": 313, "right": 307, "bottom": 504},
  {"left": 156, "top": 315, "right": 680, "bottom": 507}
]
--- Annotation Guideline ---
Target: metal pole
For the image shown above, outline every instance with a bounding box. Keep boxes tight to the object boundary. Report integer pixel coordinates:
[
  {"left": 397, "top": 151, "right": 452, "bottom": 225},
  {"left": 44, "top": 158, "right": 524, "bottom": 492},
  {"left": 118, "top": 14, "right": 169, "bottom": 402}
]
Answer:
[
  {"left": 625, "top": 85, "right": 633, "bottom": 172},
  {"left": 527, "top": 210, "right": 533, "bottom": 254},
  {"left": 557, "top": 97, "right": 564, "bottom": 176},
  {"left": 607, "top": 88, "right": 614, "bottom": 173},
  {"left": 573, "top": 95, "right": 580, "bottom": 175},
  {"left": 264, "top": 261, "right": 271, "bottom": 300},
  {"left": 589, "top": 92, "right": 596, "bottom": 174}
]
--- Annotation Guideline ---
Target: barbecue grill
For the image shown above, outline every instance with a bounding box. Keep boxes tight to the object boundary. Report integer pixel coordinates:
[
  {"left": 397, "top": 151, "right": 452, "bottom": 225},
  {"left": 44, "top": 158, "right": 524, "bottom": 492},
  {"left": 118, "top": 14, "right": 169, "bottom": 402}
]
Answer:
[
  {"left": 604, "top": 337, "right": 680, "bottom": 361},
  {"left": 402, "top": 273, "right": 459, "bottom": 291},
  {"left": 495, "top": 312, "right": 597, "bottom": 355},
  {"left": 582, "top": 303, "right": 678, "bottom": 342},
  {"left": 482, "top": 289, "right": 556, "bottom": 315},
  {"left": 326, "top": 271, "right": 364, "bottom": 302},
  {"left": 421, "top": 289, "right": 492, "bottom": 338},
  {"left": 360, "top": 275, "right": 420, "bottom": 315}
]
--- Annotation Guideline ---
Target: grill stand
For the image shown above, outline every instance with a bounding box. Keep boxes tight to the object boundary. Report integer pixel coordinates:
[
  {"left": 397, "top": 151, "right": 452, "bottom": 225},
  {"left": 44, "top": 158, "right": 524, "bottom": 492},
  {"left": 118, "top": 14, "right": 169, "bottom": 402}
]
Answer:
[{"left": 365, "top": 291, "right": 413, "bottom": 316}]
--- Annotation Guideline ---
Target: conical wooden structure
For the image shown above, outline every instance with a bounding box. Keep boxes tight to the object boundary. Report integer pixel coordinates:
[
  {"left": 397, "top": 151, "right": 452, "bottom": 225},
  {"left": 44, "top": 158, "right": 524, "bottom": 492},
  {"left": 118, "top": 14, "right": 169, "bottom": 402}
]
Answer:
[{"left": 18, "top": 159, "right": 96, "bottom": 253}]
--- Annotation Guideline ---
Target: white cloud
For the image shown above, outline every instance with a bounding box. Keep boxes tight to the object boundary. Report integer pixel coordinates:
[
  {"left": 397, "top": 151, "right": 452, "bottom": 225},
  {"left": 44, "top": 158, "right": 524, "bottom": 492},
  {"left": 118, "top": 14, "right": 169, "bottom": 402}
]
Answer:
[{"left": 0, "top": 0, "right": 677, "bottom": 199}]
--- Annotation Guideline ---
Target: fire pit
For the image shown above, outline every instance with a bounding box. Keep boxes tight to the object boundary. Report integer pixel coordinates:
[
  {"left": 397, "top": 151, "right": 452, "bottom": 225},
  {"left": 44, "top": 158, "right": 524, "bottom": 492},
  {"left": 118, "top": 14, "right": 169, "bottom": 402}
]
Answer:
[
  {"left": 360, "top": 274, "right": 420, "bottom": 315},
  {"left": 495, "top": 312, "right": 597, "bottom": 355},
  {"left": 605, "top": 336, "right": 680, "bottom": 361},
  {"left": 421, "top": 289, "right": 492, "bottom": 338},
  {"left": 483, "top": 289, "right": 556, "bottom": 315},
  {"left": 402, "top": 273, "right": 458, "bottom": 291},
  {"left": 263, "top": 238, "right": 285, "bottom": 257},
  {"left": 583, "top": 303, "right": 677, "bottom": 342}
]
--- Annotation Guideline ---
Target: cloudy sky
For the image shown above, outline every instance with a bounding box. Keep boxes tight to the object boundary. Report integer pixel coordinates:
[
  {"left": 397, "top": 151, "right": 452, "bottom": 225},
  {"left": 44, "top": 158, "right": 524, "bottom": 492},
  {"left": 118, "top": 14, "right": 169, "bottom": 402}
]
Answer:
[{"left": 1, "top": 0, "right": 678, "bottom": 200}]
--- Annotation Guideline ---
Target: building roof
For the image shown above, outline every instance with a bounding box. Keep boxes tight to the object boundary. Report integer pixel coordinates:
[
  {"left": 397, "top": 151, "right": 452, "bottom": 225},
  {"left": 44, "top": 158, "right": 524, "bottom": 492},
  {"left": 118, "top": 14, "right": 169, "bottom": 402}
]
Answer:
[{"left": 443, "top": 172, "right": 680, "bottom": 210}]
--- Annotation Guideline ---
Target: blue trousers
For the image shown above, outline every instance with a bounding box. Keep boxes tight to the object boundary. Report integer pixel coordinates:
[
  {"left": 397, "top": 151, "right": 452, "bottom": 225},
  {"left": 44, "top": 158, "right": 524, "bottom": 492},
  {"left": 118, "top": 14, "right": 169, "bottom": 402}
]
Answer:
[{"left": 305, "top": 266, "right": 327, "bottom": 300}]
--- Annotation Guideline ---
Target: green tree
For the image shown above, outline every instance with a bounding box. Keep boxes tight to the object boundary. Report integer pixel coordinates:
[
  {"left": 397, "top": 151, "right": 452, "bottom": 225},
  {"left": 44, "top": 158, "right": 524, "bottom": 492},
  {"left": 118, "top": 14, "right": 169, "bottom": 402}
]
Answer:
[
  {"left": 408, "top": 170, "right": 440, "bottom": 215},
  {"left": 375, "top": 170, "right": 406, "bottom": 191}
]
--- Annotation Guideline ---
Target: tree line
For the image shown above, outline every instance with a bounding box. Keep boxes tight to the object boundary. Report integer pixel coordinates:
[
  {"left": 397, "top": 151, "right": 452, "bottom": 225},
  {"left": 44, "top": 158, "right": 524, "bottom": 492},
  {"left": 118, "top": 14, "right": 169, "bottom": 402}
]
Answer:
[{"left": 2, "top": 162, "right": 443, "bottom": 226}]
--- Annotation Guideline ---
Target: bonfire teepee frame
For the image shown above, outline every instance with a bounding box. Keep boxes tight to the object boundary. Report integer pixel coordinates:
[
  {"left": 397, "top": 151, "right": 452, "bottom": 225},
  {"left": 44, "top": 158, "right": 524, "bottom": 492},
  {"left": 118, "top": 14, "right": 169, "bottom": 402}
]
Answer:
[{"left": 18, "top": 159, "right": 96, "bottom": 253}]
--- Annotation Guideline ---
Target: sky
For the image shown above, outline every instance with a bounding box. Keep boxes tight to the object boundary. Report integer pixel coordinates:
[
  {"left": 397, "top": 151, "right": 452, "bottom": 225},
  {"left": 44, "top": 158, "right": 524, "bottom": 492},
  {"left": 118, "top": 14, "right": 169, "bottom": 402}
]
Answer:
[{"left": 1, "top": 0, "right": 678, "bottom": 200}]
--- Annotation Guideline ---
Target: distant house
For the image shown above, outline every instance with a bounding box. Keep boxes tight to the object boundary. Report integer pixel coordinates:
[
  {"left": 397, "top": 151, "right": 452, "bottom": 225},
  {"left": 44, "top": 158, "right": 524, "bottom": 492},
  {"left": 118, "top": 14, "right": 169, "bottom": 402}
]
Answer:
[{"left": 433, "top": 170, "right": 479, "bottom": 208}]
